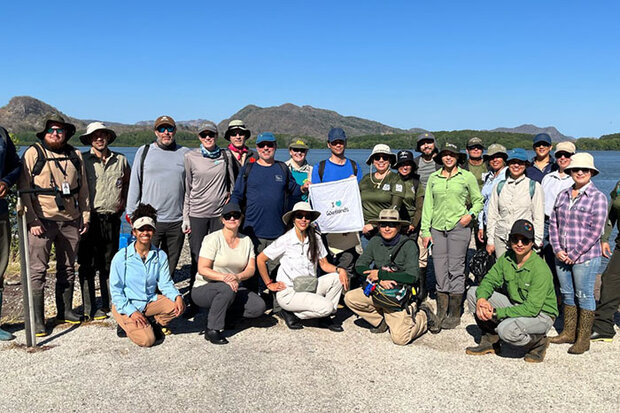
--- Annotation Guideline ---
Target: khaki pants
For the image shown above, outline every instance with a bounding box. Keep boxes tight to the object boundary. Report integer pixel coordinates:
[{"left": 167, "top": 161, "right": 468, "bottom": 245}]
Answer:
[
  {"left": 276, "top": 273, "right": 343, "bottom": 320},
  {"left": 112, "top": 295, "right": 177, "bottom": 347},
  {"left": 345, "top": 288, "right": 427, "bottom": 346},
  {"left": 417, "top": 233, "right": 428, "bottom": 269}
]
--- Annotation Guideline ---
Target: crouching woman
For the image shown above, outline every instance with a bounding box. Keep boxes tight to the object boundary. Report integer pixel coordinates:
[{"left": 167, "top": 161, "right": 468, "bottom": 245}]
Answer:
[
  {"left": 257, "top": 202, "right": 348, "bottom": 331},
  {"left": 110, "top": 203, "right": 185, "bottom": 347}
]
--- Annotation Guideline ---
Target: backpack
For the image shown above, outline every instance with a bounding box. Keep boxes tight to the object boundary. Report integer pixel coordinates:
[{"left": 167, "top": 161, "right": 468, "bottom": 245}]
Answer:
[
  {"left": 241, "top": 160, "right": 290, "bottom": 209},
  {"left": 26, "top": 142, "right": 82, "bottom": 197},
  {"left": 316, "top": 158, "right": 358, "bottom": 183},
  {"left": 496, "top": 178, "right": 536, "bottom": 199},
  {"left": 369, "top": 238, "right": 416, "bottom": 311}
]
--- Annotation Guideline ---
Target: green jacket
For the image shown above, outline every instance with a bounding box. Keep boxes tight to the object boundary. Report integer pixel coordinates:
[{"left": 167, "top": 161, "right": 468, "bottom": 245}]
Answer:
[
  {"left": 359, "top": 172, "right": 405, "bottom": 224},
  {"left": 355, "top": 236, "right": 419, "bottom": 285},
  {"left": 476, "top": 251, "right": 558, "bottom": 320},
  {"left": 421, "top": 167, "right": 483, "bottom": 237}
]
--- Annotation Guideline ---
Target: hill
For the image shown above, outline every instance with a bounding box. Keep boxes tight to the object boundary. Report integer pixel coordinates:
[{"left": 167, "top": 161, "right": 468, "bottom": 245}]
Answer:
[{"left": 490, "top": 124, "right": 573, "bottom": 141}]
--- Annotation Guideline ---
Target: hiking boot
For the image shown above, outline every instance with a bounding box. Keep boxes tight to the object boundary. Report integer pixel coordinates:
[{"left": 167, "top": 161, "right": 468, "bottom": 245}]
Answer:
[
  {"left": 550, "top": 304, "right": 577, "bottom": 344},
  {"left": 279, "top": 309, "right": 303, "bottom": 330},
  {"left": 32, "top": 290, "right": 48, "bottom": 337},
  {"left": 0, "top": 292, "right": 15, "bottom": 341},
  {"left": 590, "top": 331, "right": 613, "bottom": 343},
  {"left": 441, "top": 293, "right": 463, "bottom": 330},
  {"left": 55, "top": 284, "right": 82, "bottom": 325},
  {"left": 370, "top": 319, "right": 389, "bottom": 334},
  {"left": 318, "top": 316, "right": 344, "bottom": 332},
  {"left": 419, "top": 303, "right": 439, "bottom": 333},
  {"left": 466, "top": 333, "right": 500, "bottom": 356},
  {"left": 568, "top": 309, "right": 595, "bottom": 354},
  {"left": 430, "top": 292, "right": 449, "bottom": 334},
  {"left": 524, "top": 334, "right": 549, "bottom": 363},
  {"left": 84, "top": 309, "right": 109, "bottom": 321},
  {"left": 205, "top": 329, "right": 228, "bottom": 345},
  {"left": 116, "top": 325, "right": 127, "bottom": 338}
]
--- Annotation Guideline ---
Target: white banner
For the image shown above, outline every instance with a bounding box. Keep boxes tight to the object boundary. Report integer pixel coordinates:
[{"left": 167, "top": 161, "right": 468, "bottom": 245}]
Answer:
[{"left": 309, "top": 176, "right": 364, "bottom": 233}]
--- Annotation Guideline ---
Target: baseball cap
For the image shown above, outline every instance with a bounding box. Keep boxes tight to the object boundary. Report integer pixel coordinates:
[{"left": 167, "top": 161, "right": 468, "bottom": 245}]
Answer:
[
  {"left": 154, "top": 115, "right": 176, "bottom": 130},
  {"left": 467, "top": 137, "right": 484, "bottom": 149},
  {"left": 256, "top": 132, "right": 276, "bottom": 144},
  {"left": 328, "top": 128, "right": 346, "bottom": 143},
  {"left": 509, "top": 219, "right": 535, "bottom": 241},
  {"left": 533, "top": 133, "right": 552, "bottom": 146}
]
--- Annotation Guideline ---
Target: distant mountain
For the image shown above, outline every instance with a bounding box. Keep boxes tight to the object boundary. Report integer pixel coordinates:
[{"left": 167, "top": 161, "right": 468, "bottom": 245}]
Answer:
[
  {"left": 0, "top": 96, "right": 87, "bottom": 132},
  {"left": 490, "top": 124, "right": 573, "bottom": 141}
]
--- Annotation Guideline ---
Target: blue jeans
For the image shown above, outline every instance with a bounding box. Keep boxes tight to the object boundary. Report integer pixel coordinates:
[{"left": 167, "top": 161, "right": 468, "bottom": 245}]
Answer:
[{"left": 555, "top": 257, "right": 601, "bottom": 311}]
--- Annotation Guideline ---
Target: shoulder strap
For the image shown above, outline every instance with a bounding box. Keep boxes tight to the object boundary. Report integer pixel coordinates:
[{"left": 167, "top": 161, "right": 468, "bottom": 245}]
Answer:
[
  {"left": 496, "top": 180, "right": 506, "bottom": 196},
  {"left": 241, "top": 161, "right": 256, "bottom": 203},
  {"left": 389, "top": 238, "right": 413, "bottom": 266},
  {"left": 350, "top": 159, "right": 358, "bottom": 177},
  {"left": 221, "top": 149, "right": 231, "bottom": 192},
  {"left": 318, "top": 159, "right": 327, "bottom": 182},
  {"left": 138, "top": 143, "right": 150, "bottom": 202},
  {"left": 529, "top": 179, "right": 536, "bottom": 199}
]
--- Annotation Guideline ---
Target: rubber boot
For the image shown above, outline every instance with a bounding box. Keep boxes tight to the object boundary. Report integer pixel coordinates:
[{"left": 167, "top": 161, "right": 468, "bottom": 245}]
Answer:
[
  {"left": 417, "top": 266, "right": 427, "bottom": 302},
  {"left": 0, "top": 292, "right": 15, "bottom": 341},
  {"left": 32, "top": 290, "right": 48, "bottom": 337},
  {"left": 568, "top": 309, "right": 595, "bottom": 354},
  {"left": 441, "top": 293, "right": 463, "bottom": 330},
  {"left": 550, "top": 304, "right": 577, "bottom": 344},
  {"left": 55, "top": 283, "right": 82, "bottom": 324},
  {"left": 79, "top": 273, "right": 97, "bottom": 320},
  {"left": 430, "top": 292, "right": 448, "bottom": 334},
  {"left": 466, "top": 333, "right": 500, "bottom": 355},
  {"left": 524, "top": 334, "right": 549, "bottom": 363}
]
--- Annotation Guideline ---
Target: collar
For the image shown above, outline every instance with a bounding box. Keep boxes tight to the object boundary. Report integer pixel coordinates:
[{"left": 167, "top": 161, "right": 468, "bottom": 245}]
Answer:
[
  {"left": 127, "top": 241, "right": 158, "bottom": 260},
  {"left": 287, "top": 228, "right": 309, "bottom": 246},
  {"left": 88, "top": 147, "right": 113, "bottom": 160},
  {"left": 505, "top": 250, "right": 537, "bottom": 272},
  {"left": 574, "top": 181, "right": 593, "bottom": 196},
  {"left": 381, "top": 233, "right": 402, "bottom": 247},
  {"left": 285, "top": 159, "right": 311, "bottom": 172},
  {"left": 546, "top": 170, "right": 571, "bottom": 181},
  {"left": 434, "top": 167, "right": 463, "bottom": 179},
  {"left": 506, "top": 174, "right": 526, "bottom": 184}
]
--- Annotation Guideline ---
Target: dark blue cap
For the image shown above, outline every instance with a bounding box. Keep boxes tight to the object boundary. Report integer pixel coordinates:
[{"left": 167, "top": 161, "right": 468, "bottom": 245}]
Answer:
[
  {"left": 328, "top": 127, "right": 346, "bottom": 143},
  {"left": 221, "top": 202, "right": 242, "bottom": 216},
  {"left": 256, "top": 132, "right": 276, "bottom": 144},
  {"left": 533, "top": 133, "right": 552, "bottom": 145}
]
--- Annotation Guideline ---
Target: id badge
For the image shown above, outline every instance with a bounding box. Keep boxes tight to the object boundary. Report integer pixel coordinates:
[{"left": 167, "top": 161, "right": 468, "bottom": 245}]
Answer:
[{"left": 61, "top": 181, "right": 71, "bottom": 195}]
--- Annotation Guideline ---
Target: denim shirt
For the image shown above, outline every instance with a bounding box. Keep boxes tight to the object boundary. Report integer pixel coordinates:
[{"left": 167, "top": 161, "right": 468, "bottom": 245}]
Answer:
[{"left": 0, "top": 129, "right": 22, "bottom": 216}]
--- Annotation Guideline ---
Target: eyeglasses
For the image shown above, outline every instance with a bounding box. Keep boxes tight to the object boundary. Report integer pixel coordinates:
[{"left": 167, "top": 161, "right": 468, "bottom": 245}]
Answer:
[
  {"left": 157, "top": 126, "right": 175, "bottom": 133},
  {"left": 229, "top": 130, "right": 244, "bottom": 137},
  {"left": 374, "top": 154, "right": 391, "bottom": 162},
  {"left": 47, "top": 128, "right": 65, "bottom": 135},
  {"left": 257, "top": 142, "right": 275, "bottom": 149},
  {"left": 329, "top": 140, "right": 345, "bottom": 146},
  {"left": 509, "top": 236, "right": 532, "bottom": 245},
  {"left": 223, "top": 212, "right": 241, "bottom": 221},
  {"left": 555, "top": 152, "right": 572, "bottom": 159},
  {"left": 294, "top": 212, "right": 312, "bottom": 220},
  {"left": 379, "top": 222, "right": 398, "bottom": 228},
  {"left": 200, "top": 132, "right": 216, "bottom": 139},
  {"left": 291, "top": 148, "right": 307, "bottom": 153}
]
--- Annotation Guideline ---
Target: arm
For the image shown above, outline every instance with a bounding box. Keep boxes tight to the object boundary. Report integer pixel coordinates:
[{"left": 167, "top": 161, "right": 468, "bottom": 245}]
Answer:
[
  {"left": 119, "top": 157, "right": 131, "bottom": 212},
  {"left": 496, "top": 267, "right": 553, "bottom": 319},
  {"left": 319, "top": 257, "right": 349, "bottom": 290},
  {"left": 125, "top": 146, "right": 143, "bottom": 217},
  {"left": 549, "top": 192, "right": 563, "bottom": 254},
  {"left": 532, "top": 181, "right": 545, "bottom": 248},
  {"left": 76, "top": 151, "right": 91, "bottom": 231},
  {"left": 466, "top": 173, "right": 484, "bottom": 216},
  {"left": 378, "top": 241, "right": 418, "bottom": 284},
  {"left": 109, "top": 251, "right": 139, "bottom": 316},
  {"left": 420, "top": 178, "right": 434, "bottom": 238},
  {"left": 354, "top": 240, "right": 375, "bottom": 277},
  {"left": 230, "top": 165, "right": 246, "bottom": 205},
  {"left": 567, "top": 193, "right": 609, "bottom": 262},
  {"left": 17, "top": 148, "right": 42, "bottom": 227},
  {"left": 601, "top": 182, "right": 618, "bottom": 244},
  {"left": 411, "top": 190, "right": 423, "bottom": 230},
  {"left": 486, "top": 183, "right": 499, "bottom": 246},
  {"left": 257, "top": 252, "right": 285, "bottom": 291},
  {"left": 475, "top": 259, "right": 505, "bottom": 301},
  {"left": 182, "top": 155, "right": 192, "bottom": 224},
  {"left": 1, "top": 134, "right": 22, "bottom": 188}
]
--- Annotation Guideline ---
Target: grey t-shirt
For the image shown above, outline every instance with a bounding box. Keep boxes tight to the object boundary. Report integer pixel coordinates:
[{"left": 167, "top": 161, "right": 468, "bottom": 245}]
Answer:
[{"left": 417, "top": 157, "right": 437, "bottom": 188}]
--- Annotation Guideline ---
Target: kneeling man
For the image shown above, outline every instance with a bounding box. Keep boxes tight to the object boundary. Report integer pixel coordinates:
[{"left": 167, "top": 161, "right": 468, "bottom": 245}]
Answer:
[{"left": 466, "top": 219, "right": 558, "bottom": 362}]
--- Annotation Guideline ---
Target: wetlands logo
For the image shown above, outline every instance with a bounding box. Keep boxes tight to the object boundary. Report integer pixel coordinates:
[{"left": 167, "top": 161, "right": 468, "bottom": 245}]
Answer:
[{"left": 326, "top": 200, "right": 349, "bottom": 216}]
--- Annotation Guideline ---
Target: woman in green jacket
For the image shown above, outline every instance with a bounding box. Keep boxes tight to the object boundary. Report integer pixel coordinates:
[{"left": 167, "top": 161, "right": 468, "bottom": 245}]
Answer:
[{"left": 421, "top": 143, "right": 483, "bottom": 332}]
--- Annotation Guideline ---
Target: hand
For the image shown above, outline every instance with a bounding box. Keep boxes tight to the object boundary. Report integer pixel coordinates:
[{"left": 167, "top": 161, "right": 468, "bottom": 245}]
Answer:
[
  {"left": 379, "top": 280, "right": 397, "bottom": 289},
  {"left": 476, "top": 298, "right": 494, "bottom": 321},
  {"left": 602, "top": 242, "right": 611, "bottom": 259},
  {"left": 173, "top": 295, "right": 186, "bottom": 317},
  {"left": 223, "top": 273, "right": 238, "bottom": 283},
  {"left": 182, "top": 220, "right": 191, "bottom": 234},
  {"left": 422, "top": 236, "right": 432, "bottom": 249},
  {"left": 363, "top": 269, "right": 380, "bottom": 282},
  {"left": 556, "top": 250, "right": 571, "bottom": 264},
  {"left": 337, "top": 268, "right": 349, "bottom": 291},
  {"left": 225, "top": 280, "right": 239, "bottom": 293},
  {"left": 79, "top": 222, "right": 89, "bottom": 235},
  {"left": 29, "top": 225, "right": 45, "bottom": 236},
  {"left": 486, "top": 244, "right": 495, "bottom": 256},
  {"left": 477, "top": 229, "right": 485, "bottom": 243},
  {"left": 459, "top": 214, "right": 472, "bottom": 227},
  {"left": 129, "top": 311, "right": 149, "bottom": 328},
  {"left": 362, "top": 224, "right": 374, "bottom": 235},
  {"left": 408, "top": 225, "right": 416, "bottom": 234},
  {"left": 0, "top": 181, "right": 8, "bottom": 198},
  {"left": 267, "top": 281, "right": 286, "bottom": 292},
  {"left": 300, "top": 182, "right": 310, "bottom": 193}
]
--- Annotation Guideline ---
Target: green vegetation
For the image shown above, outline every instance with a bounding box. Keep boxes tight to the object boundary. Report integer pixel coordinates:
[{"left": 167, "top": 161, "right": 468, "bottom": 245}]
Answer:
[{"left": 575, "top": 133, "right": 620, "bottom": 150}]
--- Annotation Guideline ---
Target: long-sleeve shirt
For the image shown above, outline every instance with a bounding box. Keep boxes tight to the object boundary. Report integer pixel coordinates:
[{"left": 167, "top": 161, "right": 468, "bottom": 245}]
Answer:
[
  {"left": 478, "top": 167, "right": 507, "bottom": 229},
  {"left": 359, "top": 172, "right": 405, "bottom": 224},
  {"left": 549, "top": 182, "right": 608, "bottom": 263},
  {"left": 0, "top": 129, "right": 22, "bottom": 216},
  {"left": 602, "top": 180, "right": 620, "bottom": 249},
  {"left": 126, "top": 142, "right": 190, "bottom": 222},
  {"left": 355, "top": 235, "right": 419, "bottom": 285},
  {"left": 109, "top": 242, "right": 180, "bottom": 315},
  {"left": 541, "top": 171, "right": 573, "bottom": 217},
  {"left": 83, "top": 149, "right": 130, "bottom": 214},
  {"left": 396, "top": 174, "right": 420, "bottom": 228},
  {"left": 486, "top": 175, "right": 544, "bottom": 248},
  {"left": 526, "top": 156, "right": 557, "bottom": 183},
  {"left": 476, "top": 250, "right": 558, "bottom": 320},
  {"left": 420, "top": 167, "right": 483, "bottom": 238}
]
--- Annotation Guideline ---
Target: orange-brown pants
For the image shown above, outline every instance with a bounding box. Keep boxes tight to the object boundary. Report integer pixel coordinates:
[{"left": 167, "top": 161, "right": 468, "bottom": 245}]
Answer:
[{"left": 112, "top": 295, "right": 177, "bottom": 347}]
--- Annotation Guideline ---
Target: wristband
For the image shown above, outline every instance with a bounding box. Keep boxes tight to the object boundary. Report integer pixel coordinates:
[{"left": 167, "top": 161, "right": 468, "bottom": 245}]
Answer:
[{"left": 266, "top": 280, "right": 273, "bottom": 286}]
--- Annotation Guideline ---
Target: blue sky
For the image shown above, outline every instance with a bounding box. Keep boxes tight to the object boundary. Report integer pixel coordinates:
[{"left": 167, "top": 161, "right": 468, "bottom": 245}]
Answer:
[{"left": 2, "top": 1, "right": 619, "bottom": 137}]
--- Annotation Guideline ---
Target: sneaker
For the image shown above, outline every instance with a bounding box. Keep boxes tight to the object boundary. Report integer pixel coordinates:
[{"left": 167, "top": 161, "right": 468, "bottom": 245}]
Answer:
[{"left": 116, "top": 325, "right": 127, "bottom": 338}]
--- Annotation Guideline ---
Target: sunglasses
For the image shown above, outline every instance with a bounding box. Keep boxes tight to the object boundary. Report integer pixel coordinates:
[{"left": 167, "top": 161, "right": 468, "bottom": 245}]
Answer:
[
  {"left": 329, "top": 140, "right": 345, "bottom": 146},
  {"left": 379, "top": 222, "right": 398, "bottom": 228},
  {"left": 374, "top": 154, "right": 391, "bottom": 162},
  {"left": 200, "top": 131, "right": 216, "bottom": 139},
  {"left": 533, "top": 142, "right": 551, "bottom": 148},
  {"left": 223, "top": 212, "right": 241, "bottom": 221},
  {"left": 509, "top": 236, "right": 532, "bottom": 245},
  {"left": 257, "top": 142, "right": 275, "bottom": 149},
  {"left": 136, "top": 226, "right": 154, "bottom": 233},
  {"left": 294, "top": 212, "right": 312, "bottom": 220},
  {"left": 291, "top": 148, "right": 307, "bottom": 153},
  {"left": 570, "top": 168, "right": 592, "bottom": 174},
  {"left": 468, "top": 145, "right": 484, "bottom": 151},
  {"left": 229, "top": 130, "right": 245, "bottom": 137},
  {"left": 157, "top": 126, "right": 175, "bottom": 133},
  {"left": 47, "top": 128, "right": 65, "bottom": 134},
  {"left": 555, "top": 152, "right": 572, "bottom": 159}
]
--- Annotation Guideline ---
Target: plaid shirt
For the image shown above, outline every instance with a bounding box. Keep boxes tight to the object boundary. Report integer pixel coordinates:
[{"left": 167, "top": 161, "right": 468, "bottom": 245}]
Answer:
[{"left": 549, "top": 182, "right": 608, "bottom": 263}]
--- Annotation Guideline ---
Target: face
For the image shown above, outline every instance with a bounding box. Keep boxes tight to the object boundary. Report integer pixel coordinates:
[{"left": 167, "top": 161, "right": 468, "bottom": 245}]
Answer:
[
  {"left": 441, "top": 152, "right": 458, "bottom": 168},
  {"left": 555, "top": 151, "right": 572, "bottom": 171},
  {"left": 199, "top": 131, "right": 217, "bottom": 150},
  {"left": 570, "top": 168, "right": 592, "bottom": 187},
  {"left": 289, "top": 147, "right": 307, "bottom": 163},
  {"left": 229, "top": 129, "right": 246, "bottom": 148},
  {"left": 257, "top": 141, "right": 276, "bottom": 161},
  {"left": 155, "top": 124, "right": 176, "bottom": 146},
  {"left": 509, "top": 234, "right": 533, "bottom": 256},
  {"left": 132, "top": 225, "right": 154, "bottom": 246},
  {"left": 221, "top": 211, "right": 242, "bottom": 230},
  {"left": 293, "top": 211, "right": 313, "bottom": 232},
  {"left": 379, "top": 222, "right": 400, "bottom": 240},
  {"left": 373, "top": 154, "right": 391, "bottom": 173},
  {"left": 508, "top": 160, "right": 527, "bottom": 178},
  {"left": 398, "top": 162, "right": 414, "bottom": 177},
  {"left": 533, "top": 142, "right": 551, "bottom": 158},
  {"left": 467, "top": 145, "right": 483, "bottom": 160},
  {"left": 419, "top": 140, "right": 435, "bottom": 156},
  {"left": 90, "top": 130, "right": 111, "bottom": 151},
  {"left": 327, "top": 140, "right": 346, "bottom": 156},
  {"left": 488, "top": 155, "right": 506, "bottom": 172},
  {"left": 43, "top": 122, "right": 66, "bottom": 149}
]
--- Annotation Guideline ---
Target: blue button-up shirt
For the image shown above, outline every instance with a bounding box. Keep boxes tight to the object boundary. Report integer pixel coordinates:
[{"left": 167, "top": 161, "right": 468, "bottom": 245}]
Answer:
[{"left": 110, "top": 242, "right": 180, "bottom": 315}]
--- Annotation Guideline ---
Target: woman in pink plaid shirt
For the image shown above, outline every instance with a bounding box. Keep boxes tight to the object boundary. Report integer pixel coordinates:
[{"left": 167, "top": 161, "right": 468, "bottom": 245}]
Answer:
[{"left": 548, "top": 153, "right": 608, "bottom": 355}]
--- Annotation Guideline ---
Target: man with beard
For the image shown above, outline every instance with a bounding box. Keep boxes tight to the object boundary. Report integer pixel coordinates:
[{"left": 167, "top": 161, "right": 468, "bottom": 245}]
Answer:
[
  {"left": 126, "top": 115, "right": 190, "bottom": 276},
  {"left": 18, "top": 114, "right": 90, "bottom": 336},
  {"left": 463, "top": 137, "right": 486, "bottom": 189}
]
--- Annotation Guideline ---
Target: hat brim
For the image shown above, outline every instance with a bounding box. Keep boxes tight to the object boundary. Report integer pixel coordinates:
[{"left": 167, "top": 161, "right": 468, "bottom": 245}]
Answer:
[
  {"left": 506, "top": 158, "right": 531, "bottom": 166},
  {"left": 368, "top": 218, "right": 409, "bottom": 226},
  {"left": 289, "top": 144, "right": 309, "bottom": 150},
  {"left": 434, "top": 150, "right": 466, "bottom": 165},
  {"left": 282, "top": 210, "right": 321, "bottom": 225},
  {"left": 565, "top": 166, "right": 599, "bottom": 176},
  {"left": 483, "top": 152, "right": 508, "bottom": 162},
  {"left": 78, "top": 128, "right": 117, "bottom": 146},
  {"left": 366, "top": 153, "right": 397, "bottom": 166},
  {"left": 36, "top": 120, "right": 77, "bottom": 141},
  {"left": 224, "top": 128, "right": 251, "bottom": 141}
]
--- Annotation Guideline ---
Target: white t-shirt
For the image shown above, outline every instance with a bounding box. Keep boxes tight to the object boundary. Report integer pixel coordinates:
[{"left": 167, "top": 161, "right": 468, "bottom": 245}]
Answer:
[
  {"left": 195, "top": 230, "right": 255, "bottom": 288},
  {"left": 263, "top": 228, "right": 328, "bottom": 287}
]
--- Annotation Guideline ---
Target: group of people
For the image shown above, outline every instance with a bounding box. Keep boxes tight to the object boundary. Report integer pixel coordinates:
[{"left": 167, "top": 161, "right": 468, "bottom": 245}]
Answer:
[{"left": 0, "top": 116, "right": 617, "bottom": 364}]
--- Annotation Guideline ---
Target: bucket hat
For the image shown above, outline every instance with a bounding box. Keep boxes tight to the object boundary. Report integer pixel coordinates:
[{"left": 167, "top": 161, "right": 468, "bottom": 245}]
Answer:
[
  {"left": 327, "top": 127, "right": 347, "bottom": 143},
  {"left": 154, "top": 115, "right": 176, "bottom": 130},
  {"left": 79, "top": 121, "right": 117, "bottom": 146},
  {"left": 198, "top": 121, "right": 218, "bottom": 138},
  {"left": 483, "top": 143, "right": 508, "bottom": 161},
  {"left": 224, "top": 120, "right": 251, "bottom": 141},
  {"left": 36, "top": 113, "right": 76, "bottom": 141},
  {"left": 435, "top": 142, "right": 466, "bottom": 165},
  {"left": 288, "top": 138, "right": 309, "bottom": 150},
  {"left": 394, "top": 150, "right": 416, "bottom": 169},
  {"left": 282, "top": 201, "right": 321, "bottom": 225},
  {"left": 555, "top": 141, "right": 576, "bottom": 155},
  {"left": 415, "top": 132, "right": 436, "bottom": 152},
  {"left": 565, "top": 152, "right": 599, "bottom": 176},
  {"left": 256, "top": 132, "right": 276, "bottom": 144},
  {"left": 366, "top": 144, "right": 396, "bottom": 165},
  {"left": 506, "top": 148, "right": 530, "bottom": 164},
  {"left": 368, "top": 209, "right": 409, "bottom": 226},
  {"left": 466, "top": 137, "right": 484, "bottom": 149}
]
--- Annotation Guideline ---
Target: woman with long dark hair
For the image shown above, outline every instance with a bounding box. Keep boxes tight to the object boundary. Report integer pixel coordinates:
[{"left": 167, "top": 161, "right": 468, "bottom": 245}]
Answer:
[{"left": 257, "top": 202, "right": 348, "bottom": 330}]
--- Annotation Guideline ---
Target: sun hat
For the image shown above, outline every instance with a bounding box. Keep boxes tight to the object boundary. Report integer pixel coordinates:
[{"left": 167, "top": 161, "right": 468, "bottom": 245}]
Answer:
[
  {"left": 483, "top": 143, "right": 508, "bottom": 161},
  {"left": 36, "top": 113, "right": 76, "bottom": 141},
  {"left": 256, "top": 132, "right": 276, "bottom": 144},
  {"left": 154, "top": 115, "right": 176, "bottom": 130},
  {"left": 415, "top": 132, "right": 436, "bottom": 152},
  {"left": 224, "top": 119, "right": 251, "bottom": 141},
  {"left": 197, "top": 121, "right": 218, "bottom": 138},
  {"left": 366, "top": 144, "right": 397, "bottom": 165},
  {"left": 79, "top": 121, "right": 117, "bottom": 146},
  {"left": 288, "top": 138, "right": 309, "bottom": 150},
  {"left": 327, "top": 127, "right": 347, "bottom": 143},
  {"left": 509, "top": 219, "right": 535, "bottom": 241},
  {"left": 565, "top": 152, "right": 599, "bottom": 176},
  {"left": 533, "top": 133, "right": 552, "bottom": 146},
  {"left": 368, "top": 209, "right": 409, "bottom": 226},
  {"left": 555, "top": 141, "right": 576, "bottom": 155},
  {"left": 394, "top": 150, "right": 416, "bottom": 169},
  {"left": 132, "top": 216, "right": 156, "bottom": 230},
  {"left": 466, "top": 137, "right": 484, "bottom": 149},
  {"left": 282, "top": 201, "right": 321, "bottom": 225},
  {"left": 506, "top": 148, "right": 530, "bottom": 164},
  {"left": 434, "top": 142, "right": 466, "bottom": 165},
  {"left": 221, "top": 202, "right": 242, "bottom": 216}
]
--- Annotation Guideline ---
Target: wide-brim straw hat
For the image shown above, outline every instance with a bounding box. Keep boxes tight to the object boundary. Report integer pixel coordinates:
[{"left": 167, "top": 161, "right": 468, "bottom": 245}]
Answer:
[
  {"left": 483, "top": 143, "right": 508, "bottom": 161},
  {"left": 36, "top": 113, "right": 76, "bottom": 141},
  {"left": 282, "top": 201, "right": 321, "bottom": 225},
  {"left": 435, "top": 142, "right": 466, "bottom": 165},
  {"left": 565, "top": 152, "right": 599, "bottom": 176},
  {"left": 79, "top": 121, "right": 117, "bottom": 146},
  {"left": 224, "top": 119, "right": 251, "bottom": 141},
  {"left": 368, "top": 208, "right": 409, "bottom": 226},
  {"left": 366, "top": 144, "right": 397, "bottom": 166}
]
